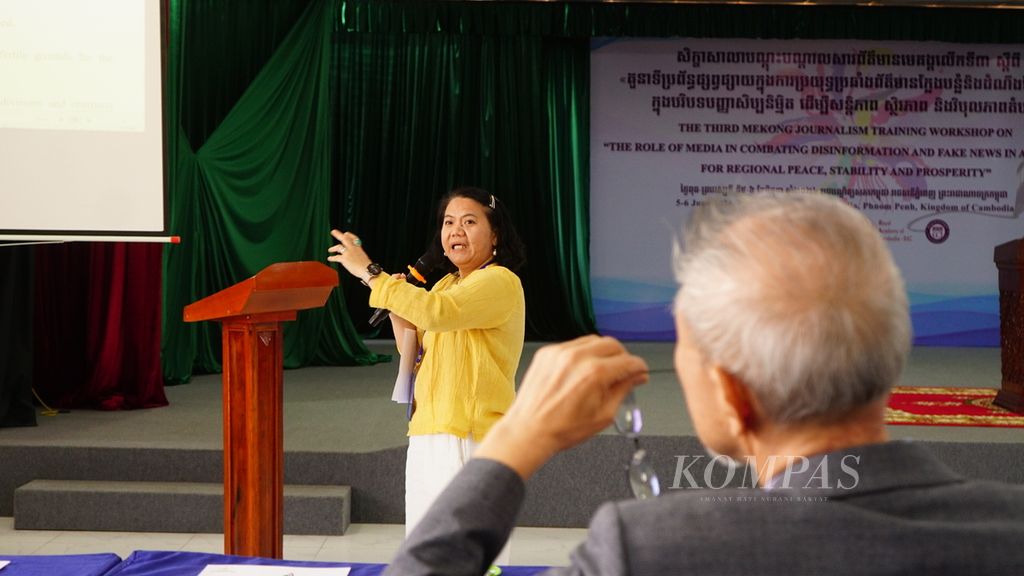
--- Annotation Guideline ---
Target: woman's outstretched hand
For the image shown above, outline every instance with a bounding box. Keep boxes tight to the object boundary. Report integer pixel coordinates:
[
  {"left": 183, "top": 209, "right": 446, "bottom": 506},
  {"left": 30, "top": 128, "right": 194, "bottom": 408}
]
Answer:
[{"left": 327, "top": 229, "right": 375, "bottom": 282}]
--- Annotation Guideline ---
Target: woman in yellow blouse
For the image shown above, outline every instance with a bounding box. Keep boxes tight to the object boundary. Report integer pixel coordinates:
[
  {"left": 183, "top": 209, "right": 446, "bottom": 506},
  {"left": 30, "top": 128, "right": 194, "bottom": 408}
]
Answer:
[{"left": 328, "top": 187, "right": 526, "bottom": 537}]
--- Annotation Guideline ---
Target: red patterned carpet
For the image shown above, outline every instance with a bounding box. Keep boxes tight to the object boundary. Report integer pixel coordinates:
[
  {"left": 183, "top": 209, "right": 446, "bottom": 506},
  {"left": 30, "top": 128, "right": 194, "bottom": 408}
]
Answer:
[{"left": 886, "top": 386, "right": 1024, "bottom": 428}]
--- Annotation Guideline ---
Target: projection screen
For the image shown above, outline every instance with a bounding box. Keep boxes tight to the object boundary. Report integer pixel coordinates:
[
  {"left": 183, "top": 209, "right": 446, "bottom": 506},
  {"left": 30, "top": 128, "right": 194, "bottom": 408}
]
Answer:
[{"left": 0, "top": 0, "right": 168, "bottom": 243}]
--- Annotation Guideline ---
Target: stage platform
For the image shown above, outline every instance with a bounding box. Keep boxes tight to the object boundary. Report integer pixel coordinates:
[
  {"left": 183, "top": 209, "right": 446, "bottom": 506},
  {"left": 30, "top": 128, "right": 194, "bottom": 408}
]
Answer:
[{"left": 1, "top": 342, "right": 1022, "bottom": 530}]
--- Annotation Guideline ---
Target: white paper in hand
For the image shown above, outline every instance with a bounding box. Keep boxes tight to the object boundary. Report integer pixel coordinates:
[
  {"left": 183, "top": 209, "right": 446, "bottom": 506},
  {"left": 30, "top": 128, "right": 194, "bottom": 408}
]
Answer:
[{"left": 391, "top": 328, "right": 418, "bottom": 403}]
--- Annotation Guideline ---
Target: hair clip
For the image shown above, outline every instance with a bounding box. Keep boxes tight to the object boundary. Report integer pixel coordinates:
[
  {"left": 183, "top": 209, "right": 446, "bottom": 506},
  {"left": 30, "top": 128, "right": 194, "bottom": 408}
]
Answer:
[{"left": 489, "top": 195, "right": 497, "bottom": 209}]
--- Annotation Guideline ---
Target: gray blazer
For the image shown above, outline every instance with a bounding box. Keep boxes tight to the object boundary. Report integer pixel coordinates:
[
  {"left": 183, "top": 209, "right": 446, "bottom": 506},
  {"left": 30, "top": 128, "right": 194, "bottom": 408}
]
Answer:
[{"left": 385, "top": 441, "right": 1024, "bottom": 575}]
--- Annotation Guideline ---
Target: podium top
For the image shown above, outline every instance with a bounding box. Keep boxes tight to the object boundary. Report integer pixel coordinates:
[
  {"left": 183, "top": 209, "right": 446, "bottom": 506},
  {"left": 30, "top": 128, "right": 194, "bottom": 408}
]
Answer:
[{"left": 183, "top": 261, "right": 339, "bottom": 323}]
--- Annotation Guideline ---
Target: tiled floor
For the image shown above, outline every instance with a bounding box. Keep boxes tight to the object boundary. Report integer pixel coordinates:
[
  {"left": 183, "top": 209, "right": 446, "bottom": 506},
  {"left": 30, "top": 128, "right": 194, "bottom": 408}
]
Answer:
[{"left": 0, "top": 516, "right": 588, "bottom": 566}]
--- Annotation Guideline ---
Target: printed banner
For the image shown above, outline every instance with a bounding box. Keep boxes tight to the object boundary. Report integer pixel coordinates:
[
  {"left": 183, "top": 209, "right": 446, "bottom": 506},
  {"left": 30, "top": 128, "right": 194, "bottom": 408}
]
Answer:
[{"left": 590, "top": 38, "right": 1024, "bottom": 345}]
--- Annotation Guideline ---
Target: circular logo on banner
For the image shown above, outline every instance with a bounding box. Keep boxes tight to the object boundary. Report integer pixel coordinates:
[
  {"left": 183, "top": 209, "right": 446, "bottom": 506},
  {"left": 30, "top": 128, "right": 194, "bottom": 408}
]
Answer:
[{"left": 925, "top": 219, "right": 950, "bottom": 244}]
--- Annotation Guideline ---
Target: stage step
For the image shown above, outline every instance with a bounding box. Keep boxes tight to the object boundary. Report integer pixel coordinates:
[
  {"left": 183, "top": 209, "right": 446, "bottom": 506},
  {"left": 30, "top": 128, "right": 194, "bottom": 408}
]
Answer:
[{"left": 13, "top": 480, "right": 350, "bottom": 535}]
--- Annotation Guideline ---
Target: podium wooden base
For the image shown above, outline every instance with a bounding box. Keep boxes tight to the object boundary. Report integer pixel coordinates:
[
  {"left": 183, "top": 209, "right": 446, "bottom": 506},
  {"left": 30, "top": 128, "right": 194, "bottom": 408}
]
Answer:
[{"left": 222, "top": 312, "right": 292, "bottom": 558}]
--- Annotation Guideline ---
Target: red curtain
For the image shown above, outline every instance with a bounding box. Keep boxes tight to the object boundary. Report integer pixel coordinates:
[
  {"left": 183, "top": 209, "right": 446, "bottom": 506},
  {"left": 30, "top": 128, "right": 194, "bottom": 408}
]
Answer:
[{"left": 33, "top": 243, "right": 167, "bottom": 410}]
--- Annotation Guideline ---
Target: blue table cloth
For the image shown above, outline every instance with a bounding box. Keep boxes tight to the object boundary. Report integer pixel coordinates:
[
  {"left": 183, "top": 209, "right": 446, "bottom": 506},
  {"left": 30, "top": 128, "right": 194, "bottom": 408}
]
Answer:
[
  {"left": 103, "top": 550, "right": 549, "bottom": 576},
  {"left": 0, "top": 553, "right": 121, "bottom": 576}
]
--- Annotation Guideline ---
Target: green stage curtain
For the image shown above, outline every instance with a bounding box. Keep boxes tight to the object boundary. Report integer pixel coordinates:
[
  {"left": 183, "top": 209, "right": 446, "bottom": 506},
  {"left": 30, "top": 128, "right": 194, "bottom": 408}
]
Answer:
[
  {"left": 331, "top": 4, "right": 596, "bottom": 340},
  {"left": 163, "top": 0, "right": 384, "bottom": 384},
  {"left": 338, "top": 1, "right": 1024, "bottom": 43},
  {"left": 174, "top": 0, "right": 316, "bottom": 149}
]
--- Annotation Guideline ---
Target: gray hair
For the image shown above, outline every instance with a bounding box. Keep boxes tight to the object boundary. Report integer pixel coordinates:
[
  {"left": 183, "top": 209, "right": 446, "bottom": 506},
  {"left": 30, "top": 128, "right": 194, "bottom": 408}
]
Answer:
[{"left": 674, "top": 191, "right": 911, "bottom": 424}]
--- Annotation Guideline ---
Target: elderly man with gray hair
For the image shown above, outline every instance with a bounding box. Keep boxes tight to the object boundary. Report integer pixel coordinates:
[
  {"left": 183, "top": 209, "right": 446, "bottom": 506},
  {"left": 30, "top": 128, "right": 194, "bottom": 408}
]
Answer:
[{"left": 385, "top": 191, "right": 1024, "bottom": 575}]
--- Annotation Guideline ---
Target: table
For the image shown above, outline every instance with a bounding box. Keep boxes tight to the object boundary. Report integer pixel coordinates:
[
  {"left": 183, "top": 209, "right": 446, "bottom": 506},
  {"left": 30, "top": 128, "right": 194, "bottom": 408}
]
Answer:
[
  {"left": 102, "top": 550, "right": 550, "bottom": 576},
  {"left": 0, "top": 553, "right": 121, "bottom": 576}
]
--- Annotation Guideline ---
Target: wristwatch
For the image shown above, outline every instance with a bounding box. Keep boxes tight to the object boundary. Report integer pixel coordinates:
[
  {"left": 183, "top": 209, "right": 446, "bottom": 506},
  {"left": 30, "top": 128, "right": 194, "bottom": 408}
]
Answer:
[{"left": 366, "top": 262, "right": 383, "bottom": 280}]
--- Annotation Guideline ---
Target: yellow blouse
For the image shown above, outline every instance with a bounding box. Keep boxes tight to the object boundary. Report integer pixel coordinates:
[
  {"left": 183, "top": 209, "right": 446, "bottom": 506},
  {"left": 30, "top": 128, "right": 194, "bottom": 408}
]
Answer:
[{"left": 369, "top": 265, "right": 525, "bottom": 441}]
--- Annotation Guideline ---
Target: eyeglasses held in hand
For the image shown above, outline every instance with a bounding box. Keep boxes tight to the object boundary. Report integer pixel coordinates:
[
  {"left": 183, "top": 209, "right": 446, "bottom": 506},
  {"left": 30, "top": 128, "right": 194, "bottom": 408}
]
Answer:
[{"left": 614, "top": 390, "right": 661, "bottom": 500}]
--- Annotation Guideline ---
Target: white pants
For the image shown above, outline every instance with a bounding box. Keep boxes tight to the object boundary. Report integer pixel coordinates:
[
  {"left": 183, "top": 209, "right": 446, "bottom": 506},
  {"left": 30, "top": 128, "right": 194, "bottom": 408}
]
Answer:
[{"left": 405, "top": 433, "right": 511, "bottom": 564}]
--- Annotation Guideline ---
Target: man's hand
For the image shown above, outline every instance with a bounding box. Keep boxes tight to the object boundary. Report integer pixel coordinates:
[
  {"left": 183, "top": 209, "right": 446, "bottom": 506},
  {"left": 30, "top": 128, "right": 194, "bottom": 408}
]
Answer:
[{"left": 475, "top": 335, "right": 649, "bottom": 480}]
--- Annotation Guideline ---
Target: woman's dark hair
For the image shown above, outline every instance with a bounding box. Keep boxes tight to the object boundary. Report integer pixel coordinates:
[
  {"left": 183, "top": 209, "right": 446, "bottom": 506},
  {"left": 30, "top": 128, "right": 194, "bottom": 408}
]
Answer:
[{"left": 429, "top": 186, "right": 527, "bottom": 274}]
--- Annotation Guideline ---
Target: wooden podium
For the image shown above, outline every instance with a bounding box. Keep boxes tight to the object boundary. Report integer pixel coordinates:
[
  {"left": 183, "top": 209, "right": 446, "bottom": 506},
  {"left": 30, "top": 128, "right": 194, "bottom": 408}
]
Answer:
[
  {"left": 994, "top": 239, "right": 1024, "bottom": 414},
  {"left": 183, "top": 261, "right": 338, "bottom": 558}
]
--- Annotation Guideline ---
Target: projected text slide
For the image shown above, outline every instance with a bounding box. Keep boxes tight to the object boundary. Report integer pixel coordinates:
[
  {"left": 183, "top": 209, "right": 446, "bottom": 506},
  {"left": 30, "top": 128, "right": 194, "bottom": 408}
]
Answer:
[{"left": 590, "top": 38, "right": 1024, "bottom": 345}]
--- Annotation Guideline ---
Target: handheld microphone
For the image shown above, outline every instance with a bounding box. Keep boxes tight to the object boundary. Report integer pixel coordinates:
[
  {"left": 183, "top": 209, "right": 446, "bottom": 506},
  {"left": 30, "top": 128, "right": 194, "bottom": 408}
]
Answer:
[{"left": 368, "top": 250, "right": 442, "bottom": 327}]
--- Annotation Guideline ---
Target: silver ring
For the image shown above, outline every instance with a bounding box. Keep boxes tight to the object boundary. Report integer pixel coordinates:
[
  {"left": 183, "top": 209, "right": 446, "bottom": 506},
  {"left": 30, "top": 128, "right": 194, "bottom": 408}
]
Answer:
[{"left": 339, "top": 247, "right": 347, "bottom": 255}]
